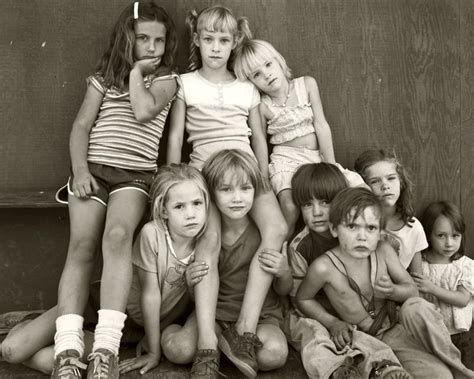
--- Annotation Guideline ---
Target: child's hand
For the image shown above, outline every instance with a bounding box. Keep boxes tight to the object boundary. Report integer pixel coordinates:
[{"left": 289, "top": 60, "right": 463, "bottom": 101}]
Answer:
[
  {"left": 327, "top": 319, "right": 354, "bottom": 350},
  {"left": 258, "top": 243, "right": 291, "bottom": 278},
  {"left": 71, "top": 168, "right": 99, "bottom": 198},
  {"left": 411, "top": 272, "right": 434, "bottom": 294},
  {"left": 133, "top": 57, "right": 162, "bottom": 76},
  {"left": 119, "top": 352, "right": 160, "bottom": 375},
  {"left": 374, "top": 274, "right": 395, "bottom": 299},
  {"left": 185, "top": 261, "right": 209, "bottom": 288}
]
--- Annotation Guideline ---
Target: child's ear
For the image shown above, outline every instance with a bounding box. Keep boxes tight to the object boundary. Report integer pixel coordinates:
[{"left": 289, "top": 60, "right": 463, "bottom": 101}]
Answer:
[
  {"left": 329, "top": 222, "right": 338, "bottom": 238},
  {"left": 161, "top": 208, "right": 168, "bottom": 220},
  {"left": 193, "top": 32, "right": 200, "bottom": 47}
]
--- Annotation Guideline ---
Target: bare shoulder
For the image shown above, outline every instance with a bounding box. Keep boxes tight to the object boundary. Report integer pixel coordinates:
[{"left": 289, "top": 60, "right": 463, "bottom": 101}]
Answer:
[
  {"left": 307, "top": 254, "right": 335, "bottom": 279},
  {"left": 376, "top": 240, "right": 399, "bottom": 261},
  {"left": 258, "top": 99, "right": 272, "bottom": 121}
]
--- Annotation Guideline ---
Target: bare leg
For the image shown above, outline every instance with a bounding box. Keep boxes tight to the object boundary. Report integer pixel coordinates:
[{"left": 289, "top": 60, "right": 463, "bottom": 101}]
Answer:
[
  {"left": 236, "top": 191, "right": 287, "bottom": 334},
  {"left": 193, "top": 204, "right": 221, "bottom": 350},
  {"left": 57, "top": 196, "right": 105, "bottom": 316},
  {"left": 277, "top": 189, "right": 300, "bottom": 239},
  {"left": 99, "top": 190, "right": 148, "bottom": 311}
]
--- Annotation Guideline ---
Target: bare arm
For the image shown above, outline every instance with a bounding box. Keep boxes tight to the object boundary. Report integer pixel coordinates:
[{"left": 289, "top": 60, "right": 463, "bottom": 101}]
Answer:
[
  {"left": 248, "top": 106, "right": 269, "bottom": 178},
  {"left": 129, "top": 65, "right": 177, "bottom": 122},
  {"left": 166, "top": 98, "right": 186, "bottom": 164},
  {"left": 408, "top": 251, "right": 422, "bottom": 274},
  {"left": 259, "top": 242, "right": 293, "bottom": 296},
  {"left": 305, "top": 76, "right": 336, "bottom": 164},
  {"left": 296, "top": 258, "right": 354, "bottom": 349},
  {"left": 412, "top": 273, "right": 471, "bottom": 307},
  {"left": 69, "top": 84, "right": 103, "bottom": 198},
  {"left": 376, "top": 242, "right": 418, "bottom": 302}
]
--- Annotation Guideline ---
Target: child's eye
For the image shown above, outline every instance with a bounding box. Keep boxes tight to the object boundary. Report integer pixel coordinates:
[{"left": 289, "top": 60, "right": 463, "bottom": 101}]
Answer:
[
  {"left": 453, "top": 233, "right": 462, "bottom": 239},
  {"left": 174, "top": 204, "right": 183, "bottom": 209},
  {"left": 347, "top": 223, "right": 356, "bottom": 230},
  {"left": 368, "top": 225, "right": 379, "bottom": 232},
  {"left": 193, "top": 200, "right": 203, "bottom": 206},
  {"left": 266, "top": 61, "right": 272, "bottom": 67},
  {"left": 302, "top": 202, "right": 312, "bottom": 208},
  {"left": 436, "top": 233, "right": 446, "bottom": 238},
  {"left": 253, "top": 72, "right": 260, "bottom": 79},
  {"left": 157, "top": 38, "right": 165, "bottom": 43},
  {"left": 320, "top": 200, "right": 329, "bottom": 206}
]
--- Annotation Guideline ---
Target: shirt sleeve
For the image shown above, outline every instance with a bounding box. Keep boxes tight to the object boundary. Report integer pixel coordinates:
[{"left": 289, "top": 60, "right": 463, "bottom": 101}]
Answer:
[
  {"left": 132, "top": 222, "right": 160, "bottom": 273},
  {"left": 459, "top": 256, "right": 474, "bottom": 295},
  {"left": 86, "top": 74, "right": 106, "bottom": 95},
  {"left": 288, "top": 240, "right": 309, "bottom": 297},
  {"left": 413, "top": 218, "right": 429, "bottom": 253},
  {"left": 176, "top": 75, "right": 185, "bottom": 102}
]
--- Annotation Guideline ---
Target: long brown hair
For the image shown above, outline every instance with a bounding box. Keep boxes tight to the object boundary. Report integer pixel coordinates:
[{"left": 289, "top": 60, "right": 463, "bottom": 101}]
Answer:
[{"left": 96, "top": 1, "right": 177, "bottom": 89}]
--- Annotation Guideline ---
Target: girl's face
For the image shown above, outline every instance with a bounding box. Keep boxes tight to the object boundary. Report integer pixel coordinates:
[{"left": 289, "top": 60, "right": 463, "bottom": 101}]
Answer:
[
  {"left": 364, "top": 161, "right": 401, "bottom": 209},
  {"left": 301, "top": 198, "right": 331, "bottom": 234},
  {"left": 249, "top": 57, "right": 286, "bottom": 94},
  {"left": 429, "top": 215, "right": 462, "bottom": 261},
  {"left": 194, "top": 29, "right": 236, "bottom": 71},
  {"left": 162, "top": 180, "right": 207, "bottom": 240},
  {"left": 213, "top": 170, "right": 255, "bottom": 221},
  {"left": 133, "top": 20, "right": 166, "bottom": 62}
]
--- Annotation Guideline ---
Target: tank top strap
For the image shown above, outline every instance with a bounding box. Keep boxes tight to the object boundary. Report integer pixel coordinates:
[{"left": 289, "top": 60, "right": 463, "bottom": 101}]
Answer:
[{"left": 294, "top": 77, "right": 310, "bottom": 105}]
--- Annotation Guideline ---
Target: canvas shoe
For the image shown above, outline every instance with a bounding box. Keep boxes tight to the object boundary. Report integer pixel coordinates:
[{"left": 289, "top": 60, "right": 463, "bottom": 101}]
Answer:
[
  {"left": 86, "top": 348, "right": 119, "bottom": 379},
  {"left": 370, "top": 360, "right": 412, "bottom": 379},
  {"left": 218, "top": 323, "right": 262, "bottom": 378},
  {"left": 51, "top": 349, "right": 87, "bottom": 379},
  {"left": 190, "top": 349, "right": 223, "bottom": 378}
]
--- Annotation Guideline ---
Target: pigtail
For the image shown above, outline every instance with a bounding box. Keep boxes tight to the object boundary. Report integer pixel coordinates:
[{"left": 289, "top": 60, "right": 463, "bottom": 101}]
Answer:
[
  {"left": 185, "top": 9, "right": 201, "bottom": 71},
  {"left": 229, "top": 17, "right": 252, "bottom": 70}
]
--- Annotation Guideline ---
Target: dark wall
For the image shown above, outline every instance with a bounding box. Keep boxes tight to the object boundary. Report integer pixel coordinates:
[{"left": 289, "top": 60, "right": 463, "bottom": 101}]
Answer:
[{"left": 1, "top": 0, "right": 473, "bottom": 311}]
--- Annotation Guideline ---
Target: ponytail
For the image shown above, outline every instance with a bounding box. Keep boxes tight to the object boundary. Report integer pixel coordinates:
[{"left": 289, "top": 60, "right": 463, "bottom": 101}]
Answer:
[{"left": 185, "top": 9, "right": 201, "bottom": 71}]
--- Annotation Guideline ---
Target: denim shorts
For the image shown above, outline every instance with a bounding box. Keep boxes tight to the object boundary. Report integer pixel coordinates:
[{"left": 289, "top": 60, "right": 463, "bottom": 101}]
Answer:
[{"left": 55, "top": 163, "right": 154, "bottom": 206}]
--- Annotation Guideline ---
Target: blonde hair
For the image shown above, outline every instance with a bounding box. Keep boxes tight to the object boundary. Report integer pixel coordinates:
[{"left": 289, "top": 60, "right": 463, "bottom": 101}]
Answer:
[
  {"left": 185, "top": 5, "right": 252, "bottom": 72},
  {"left": 234, "top": 39, "right": 292, "bottom": 81},
  {"left": 150, "top": 163, "right": 209, "bottom": 237},
  {"left": 202, "top": 149, "right": 270, "bottom": 199}
]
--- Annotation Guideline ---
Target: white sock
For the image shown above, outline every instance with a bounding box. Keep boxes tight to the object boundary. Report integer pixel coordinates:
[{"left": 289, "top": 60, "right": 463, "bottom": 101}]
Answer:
[
  {"left": 54, "top": 314, "right": 85, "bottom": 358},
  {"left": 91, "top": 309, "right": 127, "bottom": 356}
]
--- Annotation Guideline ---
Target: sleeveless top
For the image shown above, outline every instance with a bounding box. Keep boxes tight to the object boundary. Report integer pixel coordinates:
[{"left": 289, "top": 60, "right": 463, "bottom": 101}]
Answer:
[{"left": 261, "top": 77, "right": 315, "bottom": 145}]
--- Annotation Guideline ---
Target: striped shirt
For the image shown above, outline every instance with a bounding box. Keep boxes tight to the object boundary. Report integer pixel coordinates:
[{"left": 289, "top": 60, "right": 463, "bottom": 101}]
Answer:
[{"left": 87, "top": 73, "right": 178, "bottom": 171}]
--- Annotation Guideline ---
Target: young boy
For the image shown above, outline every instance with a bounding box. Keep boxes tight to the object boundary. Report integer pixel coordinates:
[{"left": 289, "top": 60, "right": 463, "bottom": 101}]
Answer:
[
  {"left": 275, "top": 163, "right": 403, "bottom": 378},
  {"left": 296, "top": 187, "right": 474, "bottom": 378},
  {"left": 187, "top": 150, "right": 288, "bottom": 378}
]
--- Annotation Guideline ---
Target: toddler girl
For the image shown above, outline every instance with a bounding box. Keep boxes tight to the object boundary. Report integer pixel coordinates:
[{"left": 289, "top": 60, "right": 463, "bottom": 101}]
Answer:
[
  {"left": 166, "top": 6, "right": 287, "bottom": 377},
  {"left": 355, "top": 149, "right": 427, "bottom": 272},
  {"left": 413, "top": 201, "right": 474, "bottom": 368},
  {"left": 233, "top": 39, "right": 364, "bottom": 237},
  {"left": 52, "top": 2, "right": 179, "bottom": 377}
]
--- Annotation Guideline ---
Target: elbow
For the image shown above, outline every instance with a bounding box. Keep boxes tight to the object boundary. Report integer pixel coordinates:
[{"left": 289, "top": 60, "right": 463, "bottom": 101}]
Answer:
[{"left": 135, "top": 110, "right": 155, "bottom": 123}]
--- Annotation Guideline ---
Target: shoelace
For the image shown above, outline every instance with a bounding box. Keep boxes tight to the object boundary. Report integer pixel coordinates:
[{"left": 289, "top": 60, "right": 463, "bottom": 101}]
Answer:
[
  {"left": 57, "top": 356, "right": 87, "bottom": 378},
  {"left": 192, "top": 357, "right": 227, "bottom": 378},
  {"left": 88, "top": 351, "right": 112, "bottom": 378}
]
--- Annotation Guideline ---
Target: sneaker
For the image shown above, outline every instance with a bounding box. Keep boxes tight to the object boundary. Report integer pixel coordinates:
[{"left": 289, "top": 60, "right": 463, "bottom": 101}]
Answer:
[
  {"left": 332, "top": 357, "right": 362, "bottom": 379},
  {"left": 86, "top": 349, "right": 119, "bottom": 379},
  {"left": 370, "top": 360, "right": 412, "bottom": 379},
  {"left": 51, "top": 349, "right": 87, "bottom": 379},
  {"left": 218, "top": 324, "right": 262, "bottom": 378},
  {"left": 190, "top": 349, "right": 223, "bottom": 378}
]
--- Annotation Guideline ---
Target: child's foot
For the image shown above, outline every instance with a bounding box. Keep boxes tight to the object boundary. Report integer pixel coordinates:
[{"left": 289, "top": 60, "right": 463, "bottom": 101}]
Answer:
[
  {"left": 86, "top": 348, "right": 119, "bottom": 379},
  {"left": 190, "top": 349, "right": 222, "bottom": 378},
  {"left": 370, "top": 360, "right": 412, "bottom": 379},
  {"left": 218, "top": 323, "right": 262, "bottom": 378},
  {"left": 51, "top": 349, "right": 87, "bottom": 379},
  {"left": 331, "top": 357, "right": 362, "bottom": 379}
]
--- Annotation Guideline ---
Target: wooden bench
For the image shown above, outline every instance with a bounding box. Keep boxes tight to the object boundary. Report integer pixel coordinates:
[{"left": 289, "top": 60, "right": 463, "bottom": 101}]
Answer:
[{"left": 0, "top": 191, "right": 66, "bottom": 208}]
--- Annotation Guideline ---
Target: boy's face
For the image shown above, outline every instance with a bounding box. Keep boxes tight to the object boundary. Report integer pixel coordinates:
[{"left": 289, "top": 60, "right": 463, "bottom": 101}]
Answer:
[
  {"left": 329, "top": 206, "right": 381, "bottom": 259},
  {"left": 213, "top": 171, "right": 255, "bottom": 221},
  {"left": 301, "top": 198, "right": 331, "bottom": 234}
]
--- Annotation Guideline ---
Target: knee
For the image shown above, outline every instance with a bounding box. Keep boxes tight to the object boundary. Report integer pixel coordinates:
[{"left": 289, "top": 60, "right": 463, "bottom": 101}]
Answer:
[
  {"left": 161, "top": 330, "right": 196, "bottom": 364},
  {"left": 102, "top": 225, "right": 132, "bottom": 252},
  {"left": 400, "top": 297, "right": 432, "bottom": 320},
  {"left": 68, "top": 238, "right": 97, "bottom": 263},
  {"left": 1, "top": 336, "right": 29, "bottom": 364},
  {"left": 258, "top": 339, "right": 288, "bottom": 371}
]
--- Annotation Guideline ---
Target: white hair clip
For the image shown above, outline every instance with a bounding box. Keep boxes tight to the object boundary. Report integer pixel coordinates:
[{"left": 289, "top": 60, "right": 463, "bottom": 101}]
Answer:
[{"left": 133, "top": 2, "right": 139, "bottom": 19}]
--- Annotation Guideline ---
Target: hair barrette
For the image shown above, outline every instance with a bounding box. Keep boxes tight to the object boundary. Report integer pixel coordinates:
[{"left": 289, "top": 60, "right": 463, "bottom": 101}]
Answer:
[{"left": 133, "top": 2, "right": 139, "bottom": 19}]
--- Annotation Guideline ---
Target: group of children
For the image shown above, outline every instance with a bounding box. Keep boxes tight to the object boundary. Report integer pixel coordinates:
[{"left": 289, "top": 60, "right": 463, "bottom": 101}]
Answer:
[{"left": 0, "top": 2, "right": 473, "bottom": 379}]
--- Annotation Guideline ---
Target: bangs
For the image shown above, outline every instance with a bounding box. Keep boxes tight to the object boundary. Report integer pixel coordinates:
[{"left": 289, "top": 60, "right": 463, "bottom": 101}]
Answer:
[
  {"left": 198, "top": 12, "right": 237, "bottom": 35},
  {"left": 241, "top": 49, "right": 274, "bottom": 78}
]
